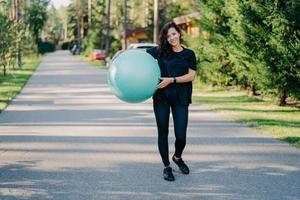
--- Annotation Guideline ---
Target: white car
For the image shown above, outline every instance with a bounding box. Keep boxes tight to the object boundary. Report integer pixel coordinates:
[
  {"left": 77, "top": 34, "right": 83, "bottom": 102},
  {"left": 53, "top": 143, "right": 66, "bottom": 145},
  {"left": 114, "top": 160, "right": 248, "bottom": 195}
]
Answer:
[
  {"left": 127, "top": 43, "right": 157, "bottom": 50},
  {"left": 107, "top": 43, "right": 158, "bottom": 68}
]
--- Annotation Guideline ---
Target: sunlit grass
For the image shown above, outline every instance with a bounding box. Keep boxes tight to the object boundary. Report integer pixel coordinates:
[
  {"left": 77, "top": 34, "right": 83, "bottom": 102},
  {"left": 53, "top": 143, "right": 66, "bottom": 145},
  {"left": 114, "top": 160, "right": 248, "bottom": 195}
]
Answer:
[
  {"left": 0, "top": 56, "right": 42, "bottom": 112},
  {"left": 193, "top": 81, "right": 300, "bottom": 148}
]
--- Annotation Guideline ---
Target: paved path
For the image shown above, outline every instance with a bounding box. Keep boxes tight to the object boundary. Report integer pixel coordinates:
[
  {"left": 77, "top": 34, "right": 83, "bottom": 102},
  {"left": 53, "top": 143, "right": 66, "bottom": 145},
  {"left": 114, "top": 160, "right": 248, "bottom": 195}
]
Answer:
[{"left": 0, "top": 51, "right": 299, "bottom": 200}]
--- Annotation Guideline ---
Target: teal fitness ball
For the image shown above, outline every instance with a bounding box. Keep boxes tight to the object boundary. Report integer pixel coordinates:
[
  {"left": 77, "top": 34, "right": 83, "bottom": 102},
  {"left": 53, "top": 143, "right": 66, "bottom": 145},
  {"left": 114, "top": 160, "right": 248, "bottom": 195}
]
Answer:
[{"left": 107, "top": 50, "right": 161, "bottom": 103}]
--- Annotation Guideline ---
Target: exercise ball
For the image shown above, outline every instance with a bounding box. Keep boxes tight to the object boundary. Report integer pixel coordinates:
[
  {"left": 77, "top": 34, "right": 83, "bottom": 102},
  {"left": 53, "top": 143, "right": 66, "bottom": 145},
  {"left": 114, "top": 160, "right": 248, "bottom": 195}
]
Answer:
[{"left": 107, "top": 49, "right": 161, "bottom": 103}]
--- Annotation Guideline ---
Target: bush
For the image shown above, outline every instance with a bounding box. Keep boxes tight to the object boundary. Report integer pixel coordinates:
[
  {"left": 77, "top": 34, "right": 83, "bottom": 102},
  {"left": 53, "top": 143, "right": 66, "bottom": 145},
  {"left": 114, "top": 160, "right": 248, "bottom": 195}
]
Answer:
[
  {"left": 61, "top": 41, "right": 71, "bottom": 50},
  {"left": 82, "top": 30, "right": 102, "bottom": 57},
  {"left": 38, "top": 41, "right": 56, "bottom": 54}
]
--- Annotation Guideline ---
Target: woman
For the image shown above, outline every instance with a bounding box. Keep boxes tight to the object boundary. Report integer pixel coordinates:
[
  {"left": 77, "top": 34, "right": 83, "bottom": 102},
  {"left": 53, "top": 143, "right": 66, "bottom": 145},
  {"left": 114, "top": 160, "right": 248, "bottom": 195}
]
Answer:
[{"left": 146, "top": 21, "right": 197, "bottom": 181}]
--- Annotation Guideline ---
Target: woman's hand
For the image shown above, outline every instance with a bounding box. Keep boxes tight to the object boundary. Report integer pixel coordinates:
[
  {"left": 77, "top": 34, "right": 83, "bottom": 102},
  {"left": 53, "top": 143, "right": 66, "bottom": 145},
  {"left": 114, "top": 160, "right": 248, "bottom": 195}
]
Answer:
[
  {"left": 156, "top": 69, "right": 196, "bottom": 89},
  {"left": 157, "top": 77, "right": 173, "bottom": 89}
]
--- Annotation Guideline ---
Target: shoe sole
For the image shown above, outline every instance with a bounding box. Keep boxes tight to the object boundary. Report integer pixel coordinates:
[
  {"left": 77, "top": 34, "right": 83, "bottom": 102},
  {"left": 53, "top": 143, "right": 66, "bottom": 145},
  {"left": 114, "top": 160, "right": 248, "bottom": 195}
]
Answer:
[{"left": 164, "top": 177, "right": 175, "bottom": 181}]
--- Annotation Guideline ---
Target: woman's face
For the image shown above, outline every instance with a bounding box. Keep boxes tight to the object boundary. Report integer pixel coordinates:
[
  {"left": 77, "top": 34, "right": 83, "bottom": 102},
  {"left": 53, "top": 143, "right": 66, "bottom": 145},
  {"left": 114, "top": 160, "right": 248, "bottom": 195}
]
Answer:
[{"left": 167, "top": 27, "right": 180, "bottom": 47}]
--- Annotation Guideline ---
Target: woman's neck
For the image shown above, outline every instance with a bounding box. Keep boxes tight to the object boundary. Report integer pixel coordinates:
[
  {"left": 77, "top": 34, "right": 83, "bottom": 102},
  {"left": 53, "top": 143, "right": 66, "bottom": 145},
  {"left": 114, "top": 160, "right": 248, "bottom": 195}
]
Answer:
[{"left": 172, "top": 44, "right": 183, "bottom": 52}]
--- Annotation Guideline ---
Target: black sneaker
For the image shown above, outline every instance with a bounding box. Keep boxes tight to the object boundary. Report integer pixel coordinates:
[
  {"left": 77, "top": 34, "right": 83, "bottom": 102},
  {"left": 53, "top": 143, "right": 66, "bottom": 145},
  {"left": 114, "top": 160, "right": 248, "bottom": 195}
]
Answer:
[
  {"left": 172, "top": 155, "right": 190, "bottom": 174},
  {"left": 163, "top": 166, "right": 175, "bottom": 181}
]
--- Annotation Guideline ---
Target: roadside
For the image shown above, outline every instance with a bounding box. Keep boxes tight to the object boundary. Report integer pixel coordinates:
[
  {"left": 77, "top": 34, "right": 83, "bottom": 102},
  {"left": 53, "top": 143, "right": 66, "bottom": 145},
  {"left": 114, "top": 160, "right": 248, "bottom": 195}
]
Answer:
[
  {"left": 192, "top": 83, "right": 300, "bottom": 148},
  {"left": 0, "top": 55, "right": 42, "bottom": 112}
]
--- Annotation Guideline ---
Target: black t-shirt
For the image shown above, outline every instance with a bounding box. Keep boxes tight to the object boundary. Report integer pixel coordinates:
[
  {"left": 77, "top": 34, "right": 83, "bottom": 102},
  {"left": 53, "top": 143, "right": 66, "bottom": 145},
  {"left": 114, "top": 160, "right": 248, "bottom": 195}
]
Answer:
[{"left": 146, "top": 46, "right": 197, "bottom": 105}]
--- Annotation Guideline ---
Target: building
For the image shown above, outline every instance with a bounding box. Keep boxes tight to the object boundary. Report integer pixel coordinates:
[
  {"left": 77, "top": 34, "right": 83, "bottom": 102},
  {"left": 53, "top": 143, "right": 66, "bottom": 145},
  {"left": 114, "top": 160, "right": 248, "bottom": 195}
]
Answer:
[
  {"left": 122, "top": 12, "right": 201, "bottom": 49},
  {"left": 173, "top": 12, "right": 201, "bottom": 37},
  {"left": 126, "top": 27, "right": 149, "bottom": 45}
]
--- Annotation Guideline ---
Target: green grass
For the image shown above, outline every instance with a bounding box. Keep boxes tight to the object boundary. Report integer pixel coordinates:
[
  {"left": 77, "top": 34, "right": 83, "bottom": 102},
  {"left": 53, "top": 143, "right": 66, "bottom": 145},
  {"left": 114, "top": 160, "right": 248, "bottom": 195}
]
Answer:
[
  {"left": 0, "top": 56, "right": 42, "bottom": 112},
  {"left": 77, "top": 55, "right": 107, "bottom": 69},
  {"left": 192, "top": 83, "right": 300, "bottom": 148}
]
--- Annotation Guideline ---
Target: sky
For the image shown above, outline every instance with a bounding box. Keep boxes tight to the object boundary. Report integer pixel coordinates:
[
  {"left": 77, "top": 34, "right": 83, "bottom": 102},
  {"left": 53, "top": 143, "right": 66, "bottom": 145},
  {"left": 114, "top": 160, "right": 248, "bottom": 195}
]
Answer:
[{"left": 50, "top": 0, "right": 70, "bottom": 8}]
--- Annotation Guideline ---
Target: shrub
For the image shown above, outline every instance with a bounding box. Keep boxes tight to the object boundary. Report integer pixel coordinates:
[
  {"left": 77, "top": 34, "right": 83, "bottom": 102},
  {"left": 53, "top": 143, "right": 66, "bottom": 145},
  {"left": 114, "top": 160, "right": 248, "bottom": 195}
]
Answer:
[
  {"left": 61, "top": 41, "right": 71, "bottom": 50},
  {"left": 38, "top": 41, "right": 56, "bottom": 54}
]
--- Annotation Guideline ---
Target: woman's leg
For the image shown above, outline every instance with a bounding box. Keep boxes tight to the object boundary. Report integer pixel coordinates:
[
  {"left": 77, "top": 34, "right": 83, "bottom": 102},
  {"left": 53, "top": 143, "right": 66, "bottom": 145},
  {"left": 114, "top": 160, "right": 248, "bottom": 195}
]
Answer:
[
  {"left": 153, "top": 101, "right": 171, "bottom": 167},
  {"left": 171, "top": 105, "right": 189, "bottom": 158}
]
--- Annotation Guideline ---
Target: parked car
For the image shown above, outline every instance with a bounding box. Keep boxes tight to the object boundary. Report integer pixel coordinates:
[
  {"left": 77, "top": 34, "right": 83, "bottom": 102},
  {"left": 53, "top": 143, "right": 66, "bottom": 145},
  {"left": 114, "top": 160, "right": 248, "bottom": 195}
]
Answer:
[
  {"left": 112, "top": 43, "right": 157, "bottom": 61},
  {"left": 107, "top": 43, "right": 158, "bottom": 68},
  {"left": 89, "top": 49, "right": 106, "bottom": 61},
  {"left": 127, "top": 42, "right": 157, "bottom": 50}
]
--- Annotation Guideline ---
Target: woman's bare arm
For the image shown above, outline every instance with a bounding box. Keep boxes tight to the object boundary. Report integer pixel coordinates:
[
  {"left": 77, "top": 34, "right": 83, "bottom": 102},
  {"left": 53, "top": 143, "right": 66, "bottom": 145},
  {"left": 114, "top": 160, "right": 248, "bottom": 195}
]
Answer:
[{"left": 157, "top": 68, "right": 196, "bottom": 89}]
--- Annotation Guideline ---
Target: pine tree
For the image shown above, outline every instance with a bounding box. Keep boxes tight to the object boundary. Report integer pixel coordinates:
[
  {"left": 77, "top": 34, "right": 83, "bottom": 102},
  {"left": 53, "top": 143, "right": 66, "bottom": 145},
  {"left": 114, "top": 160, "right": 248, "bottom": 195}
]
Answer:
[
  {"left": 192, "top": 0, "right": 300, "bottom": 103},
  {"left": 194, "top": 0, "right": 235, "bottom": 86},
  {"left": 241, "top": 0, "right": 300, "bottom": 105}
]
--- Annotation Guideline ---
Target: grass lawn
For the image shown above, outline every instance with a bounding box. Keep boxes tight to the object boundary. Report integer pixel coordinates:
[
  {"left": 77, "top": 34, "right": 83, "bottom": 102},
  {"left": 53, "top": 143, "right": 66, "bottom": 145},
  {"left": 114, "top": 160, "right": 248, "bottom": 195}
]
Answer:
[
  {"left": 192, "top": 82, "right": 300, "bottom": 148},
  {"left": 0, "top": 56, "right": 42, "bottom": 112}
]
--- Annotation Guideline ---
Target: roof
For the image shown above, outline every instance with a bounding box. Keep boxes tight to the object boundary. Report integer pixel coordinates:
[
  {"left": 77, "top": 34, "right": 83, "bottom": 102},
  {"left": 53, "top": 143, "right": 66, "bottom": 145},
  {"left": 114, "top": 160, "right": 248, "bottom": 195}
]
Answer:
[
  {"left": 127, "top": 27, "right": 148, "bottom": 36},
  {"left": 173, "top": 12, "right": 201, "bottom": 25}
]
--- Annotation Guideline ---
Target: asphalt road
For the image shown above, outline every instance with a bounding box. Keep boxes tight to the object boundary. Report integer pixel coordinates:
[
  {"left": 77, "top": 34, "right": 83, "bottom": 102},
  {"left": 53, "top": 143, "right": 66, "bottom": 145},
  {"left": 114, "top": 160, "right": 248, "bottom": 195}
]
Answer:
[{"left": 0, "top": 51, "right": 299, "bottom": 200}]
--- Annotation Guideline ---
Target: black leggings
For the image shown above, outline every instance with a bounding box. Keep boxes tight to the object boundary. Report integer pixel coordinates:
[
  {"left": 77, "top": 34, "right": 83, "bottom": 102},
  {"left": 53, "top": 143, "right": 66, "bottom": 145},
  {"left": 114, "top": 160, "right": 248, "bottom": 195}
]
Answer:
[{"left": 153, "top": 100, "right": 189, "bottom": 167}]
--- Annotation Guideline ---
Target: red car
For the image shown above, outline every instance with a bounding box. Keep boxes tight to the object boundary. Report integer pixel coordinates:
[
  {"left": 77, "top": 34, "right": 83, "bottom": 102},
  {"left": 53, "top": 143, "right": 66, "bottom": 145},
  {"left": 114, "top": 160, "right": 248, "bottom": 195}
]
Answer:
[{"left": 89, "top": 49, "right": 106, "bottom": 61}]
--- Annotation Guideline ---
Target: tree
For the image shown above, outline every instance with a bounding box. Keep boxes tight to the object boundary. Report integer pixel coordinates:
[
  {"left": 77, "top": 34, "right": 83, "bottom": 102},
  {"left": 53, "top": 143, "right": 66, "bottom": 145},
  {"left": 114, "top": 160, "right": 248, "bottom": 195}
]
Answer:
[
  {"left": 193, "top": 0, "right": 300, "bottom": 104},
  {"left": 0, "top": 0, "right": 27, "bottom": 74},
  {"left": 81, "top": 0, "right": 107, "bottom": 53},
  {"left": 0, "top": 13, "right": 14, "bottom": 75},
  {"left": 223, "top": 0, "right": 266, "bottom": 95},
  {"left": 44, "top": 5, "right": 64, "bottom": 43},
  {"left": 25, "top": 0, "right": 49, "bottom": 49},
  {"left": 105, "top": 0, "right": 111, "bottom": 55},
  {"left": 241, "top": 0, "right": 300, "bottom": 105},
  {"left": 192, "top": 0, "right": 235, "bottom": 86},
  {"left": 67, "top": 0, "right": 92, "bottom": 46}
]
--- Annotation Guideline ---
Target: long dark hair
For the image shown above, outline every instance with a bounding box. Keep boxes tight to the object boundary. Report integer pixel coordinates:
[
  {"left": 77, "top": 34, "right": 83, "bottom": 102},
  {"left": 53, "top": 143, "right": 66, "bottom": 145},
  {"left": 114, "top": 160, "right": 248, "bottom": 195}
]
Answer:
[{"left": 158, "top": 21, "right": 183, "bottom": 58}]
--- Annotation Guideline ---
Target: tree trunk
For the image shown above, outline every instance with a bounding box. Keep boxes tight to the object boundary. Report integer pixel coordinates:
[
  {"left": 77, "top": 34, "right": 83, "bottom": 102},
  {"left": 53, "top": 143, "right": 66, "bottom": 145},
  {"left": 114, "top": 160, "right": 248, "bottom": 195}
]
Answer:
[
  {"left": 105, "top": 0, "right": 111, "bottom": 56},
  {"left": 75, "top": 0, "right": 82, "bottom": 45},
  {"left": 77, "top": 10, "right": 81, "bottom": 45},
  {"left": 11, "top": 0, "right": 16, "bottom": 20},
  {"left": 16, "top": 0, "right": 22, "bottom": 67},
  {"left": 80, "top": 14, "right": 84, "bottom": 41},
  {"left": 251, "top": 85, "right": 259, "bottom": 96},
  {"left": 123, "top": 0, "right": 127, "bottom": 49},
  {"left": 3, "top": 61, "right": 7, "bottom": 76},
  {"left": 279, "top": 90, "right": 287, "bottom": 106},
  {"left": 88, "top": 0, "right": 92, "bottom": 28},
  {"left": 153, "top": 0, "right": 159, "bottom": 43}
]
